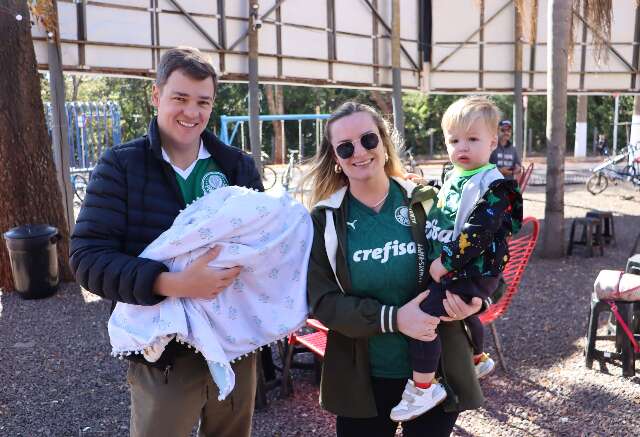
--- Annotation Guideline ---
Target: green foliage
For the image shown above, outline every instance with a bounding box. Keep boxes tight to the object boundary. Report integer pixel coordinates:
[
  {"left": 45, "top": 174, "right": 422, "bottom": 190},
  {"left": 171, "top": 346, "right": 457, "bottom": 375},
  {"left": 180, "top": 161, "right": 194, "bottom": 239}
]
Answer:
[
  {"left": 40, "top": 74, "right": 637, "bottom": 158},
  {"left": 402, "top": 93, "right": 515, "bottom": 156},
  {"left": 403, "top": 93, "right": 458, "bottom": 156}
]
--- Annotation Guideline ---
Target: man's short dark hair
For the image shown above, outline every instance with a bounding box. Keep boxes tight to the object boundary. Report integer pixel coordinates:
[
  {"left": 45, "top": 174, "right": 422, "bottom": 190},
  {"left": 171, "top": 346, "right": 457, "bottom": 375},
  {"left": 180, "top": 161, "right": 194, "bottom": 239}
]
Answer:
[{"left": 156, "top": 47, "right": 218, "bottom": 98}]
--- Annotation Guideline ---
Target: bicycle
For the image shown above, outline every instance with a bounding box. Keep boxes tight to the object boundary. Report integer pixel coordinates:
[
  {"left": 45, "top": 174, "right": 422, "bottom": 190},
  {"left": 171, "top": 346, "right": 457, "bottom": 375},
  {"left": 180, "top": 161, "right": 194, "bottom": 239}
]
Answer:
[
  {"left": 402, "top": 148, "right": 423, "bottom": 177},
  {"left": 281, "top": 150, "right": 303, "bottom": 193},
  {"left": 70, "top": 168, "right": 92, "bottom": 203},
  {"left": 441, "top": 162, "right": 454, "bottom": 185},
  {"left": 586, "top": 142, "right": 640, "bottom": 195},
  {"left": 260, "top": 151, "right": 278, "bottom": 190}
]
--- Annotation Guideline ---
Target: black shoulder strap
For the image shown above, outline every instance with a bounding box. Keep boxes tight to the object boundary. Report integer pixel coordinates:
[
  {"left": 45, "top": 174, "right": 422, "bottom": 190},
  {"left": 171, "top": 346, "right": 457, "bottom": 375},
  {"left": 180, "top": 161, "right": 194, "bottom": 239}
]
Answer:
[{"left": 408, "top": 194, "right": 428, "bottom": 292}]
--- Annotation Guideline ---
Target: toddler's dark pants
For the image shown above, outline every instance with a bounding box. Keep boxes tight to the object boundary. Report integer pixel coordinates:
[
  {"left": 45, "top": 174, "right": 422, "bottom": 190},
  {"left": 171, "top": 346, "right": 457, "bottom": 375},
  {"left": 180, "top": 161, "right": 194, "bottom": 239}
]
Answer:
[
  {"left": 408, "top": 277, "right": 498, "bottom": 374},
  {"left": 465, "top": 315, "right": 484, "bottom": 356}
]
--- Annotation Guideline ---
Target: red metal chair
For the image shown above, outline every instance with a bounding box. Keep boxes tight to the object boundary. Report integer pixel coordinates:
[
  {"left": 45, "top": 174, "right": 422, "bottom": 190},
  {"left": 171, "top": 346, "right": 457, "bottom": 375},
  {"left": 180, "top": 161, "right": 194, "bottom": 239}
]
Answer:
[
  {"left": 517, "top": 162, "right": 534, "bottom": 194},
  {"left": 280, "top": 318, "right": 328, "bottom": 397},
  {"left": 478, "top": 216, "right": 540, "bottom": 371}
]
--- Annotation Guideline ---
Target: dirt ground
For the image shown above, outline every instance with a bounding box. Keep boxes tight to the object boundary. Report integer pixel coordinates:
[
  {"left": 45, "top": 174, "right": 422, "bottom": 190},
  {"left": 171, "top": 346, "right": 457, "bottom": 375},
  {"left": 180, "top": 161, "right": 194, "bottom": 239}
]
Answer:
[
  {"left": 1, "top": 165, "right": 639, "bottom": 436},
  {"left": 252, "top": 180, "right": 640, "bottom": 437}
]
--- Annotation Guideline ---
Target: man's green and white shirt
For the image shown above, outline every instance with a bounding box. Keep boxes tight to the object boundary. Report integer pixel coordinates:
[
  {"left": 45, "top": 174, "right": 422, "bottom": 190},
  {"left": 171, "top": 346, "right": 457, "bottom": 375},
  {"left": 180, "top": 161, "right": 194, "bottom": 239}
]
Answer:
[
  {"left": 162, "top": 141, "right": 229, "bottom": 204},
  {"left": 345, "top": 180, "right": 417, "bottom": 379}
]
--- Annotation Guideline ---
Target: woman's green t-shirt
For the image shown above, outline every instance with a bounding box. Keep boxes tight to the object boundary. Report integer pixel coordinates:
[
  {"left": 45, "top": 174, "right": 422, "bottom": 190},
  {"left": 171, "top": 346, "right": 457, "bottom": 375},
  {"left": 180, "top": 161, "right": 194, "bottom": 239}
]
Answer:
[{"left": 346, "top": 180, "right": 417, "bottom": 378}]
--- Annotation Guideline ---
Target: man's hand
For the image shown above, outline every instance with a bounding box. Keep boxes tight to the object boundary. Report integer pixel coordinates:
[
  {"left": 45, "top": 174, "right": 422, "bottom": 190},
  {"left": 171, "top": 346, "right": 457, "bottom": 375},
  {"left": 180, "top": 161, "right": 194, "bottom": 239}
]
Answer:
[
  {"left": 153, "top": 246, "right": 242, "bottom": 299},
  {"left": 429, "top": 257, "right": 449, "bottom": 283},
  {"left": 498, "top": 167, "right": 513, "bottom": 177},
  {"left": 512, "top": 164, "right": 522, "bottom": 178},
  {"left": 397, "top": 290, "right": 440, "bottom": 341}
]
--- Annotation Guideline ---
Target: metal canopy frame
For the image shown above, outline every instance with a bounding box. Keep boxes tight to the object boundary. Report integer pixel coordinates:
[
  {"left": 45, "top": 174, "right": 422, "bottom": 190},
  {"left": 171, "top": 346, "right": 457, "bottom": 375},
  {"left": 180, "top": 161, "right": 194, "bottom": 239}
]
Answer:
[
  {"left": 35, "top": 0, "right": 424, "bottom": 90},
  {"left": 427, "top": 0, "right": 639, "bottom": 94},
  {"left": 431, "top": 0, "right": 513, "bottom": 72},
  {"left": 361, "top": 0, "right": 420, "bottom": 71},
  {"left": 167, "top": 0, "right": 223, "bottom": 51},
  {"left": 32, "top": 0, "right": 640, "bottom": 94}
]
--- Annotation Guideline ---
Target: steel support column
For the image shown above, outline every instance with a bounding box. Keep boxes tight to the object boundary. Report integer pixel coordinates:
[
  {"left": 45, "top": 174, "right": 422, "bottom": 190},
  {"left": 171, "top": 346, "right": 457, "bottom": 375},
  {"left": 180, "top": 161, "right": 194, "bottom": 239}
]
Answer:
[
  {"left": 248, "top": 0, "right": 262, "bottom": 174},
  {"left": 391, "top": 0, "right": 404, "bottom": 139}
]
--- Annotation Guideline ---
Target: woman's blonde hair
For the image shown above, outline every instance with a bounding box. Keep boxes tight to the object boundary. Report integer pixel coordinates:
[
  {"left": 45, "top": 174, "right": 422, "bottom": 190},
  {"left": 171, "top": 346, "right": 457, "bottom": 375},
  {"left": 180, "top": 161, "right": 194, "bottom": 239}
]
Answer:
[
  {"left": 304, "top": 101, "right": 405, "bottom": 208},
  {"left": 441, "top": 96, "right": 501, "bottom": 137}
]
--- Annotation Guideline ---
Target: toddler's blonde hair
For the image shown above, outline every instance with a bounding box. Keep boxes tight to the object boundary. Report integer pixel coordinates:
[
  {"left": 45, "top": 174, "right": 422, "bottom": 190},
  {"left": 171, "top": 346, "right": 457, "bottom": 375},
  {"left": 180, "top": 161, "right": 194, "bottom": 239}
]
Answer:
[{"left": 441, "top": 96, "right": 501, "bottom": 136}]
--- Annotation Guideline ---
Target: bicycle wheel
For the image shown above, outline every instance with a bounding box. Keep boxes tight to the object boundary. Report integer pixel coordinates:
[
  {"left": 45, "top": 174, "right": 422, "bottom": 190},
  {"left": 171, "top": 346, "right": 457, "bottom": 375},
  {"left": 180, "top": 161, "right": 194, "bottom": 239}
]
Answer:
[
  {"left": 441, "top": 162, "right": 454, "bottom": 184},
  {"left": 282, "top": 165, "right": 303, "bottom": 192},
  {"left": 586, "top": 173, "right": 608, "bottom": 195},
  {"left": 623, "top": 165, "right": 637, "bottom": 182},
  {"left": 261, "top": 166, "right": 278, "bottom": 190}
]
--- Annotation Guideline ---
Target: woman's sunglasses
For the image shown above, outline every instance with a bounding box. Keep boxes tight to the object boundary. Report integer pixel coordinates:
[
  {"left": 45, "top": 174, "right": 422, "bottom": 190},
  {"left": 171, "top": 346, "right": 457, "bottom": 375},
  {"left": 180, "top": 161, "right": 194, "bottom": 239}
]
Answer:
[{"left": 335, "top": 132, "right": 380, "bottom": 159}]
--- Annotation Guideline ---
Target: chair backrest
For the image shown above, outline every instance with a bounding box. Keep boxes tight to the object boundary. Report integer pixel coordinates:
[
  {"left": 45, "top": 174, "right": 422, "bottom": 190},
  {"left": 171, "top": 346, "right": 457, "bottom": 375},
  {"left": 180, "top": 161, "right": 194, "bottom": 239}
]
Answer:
[
  {"left": 479, "top": 216, "right": 540, "bottom": 325},
  {"left": 518, "top": 162, "right": 534, "bottom": 194},
  {"left": 306, "top": 318, "right": 328, "bottom": 332}
]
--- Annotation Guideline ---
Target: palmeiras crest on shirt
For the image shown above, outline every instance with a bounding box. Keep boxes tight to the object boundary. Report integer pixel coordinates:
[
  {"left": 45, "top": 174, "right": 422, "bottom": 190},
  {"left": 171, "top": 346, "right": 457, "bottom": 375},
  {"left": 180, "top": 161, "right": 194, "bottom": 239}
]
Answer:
[
  {"left": 201, "top": 171, "right": 229, "bottom": 193},
  {"left": 394, "top": 206, "right": 410, "bottom": 227}
]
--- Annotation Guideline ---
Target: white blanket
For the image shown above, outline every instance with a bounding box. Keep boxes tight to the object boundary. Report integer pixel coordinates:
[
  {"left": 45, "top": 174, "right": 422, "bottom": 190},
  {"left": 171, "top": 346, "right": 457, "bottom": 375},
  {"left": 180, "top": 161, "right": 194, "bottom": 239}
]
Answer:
[{"left": 108, "top": 186, "right": 312, "bottom": 399}]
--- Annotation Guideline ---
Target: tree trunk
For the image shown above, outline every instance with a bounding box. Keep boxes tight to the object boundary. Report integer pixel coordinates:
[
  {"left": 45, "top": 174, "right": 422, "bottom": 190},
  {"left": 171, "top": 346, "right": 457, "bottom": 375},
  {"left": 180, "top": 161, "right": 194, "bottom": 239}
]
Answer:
[
  {"left": 265, "top": 84, "right": 285, "bottom": 164},
  {"left": 371, "top": 91, "right": 392, "bottom": 117},
  {"left": 630, "top": 94, "right": 640, "bottom": 147},
  {"left": 0, "top": 0, "right": 73, "bottom": 290},
  {"left": 71, "top": 76, "right": 83, "bottom": 101},
  {"left": 542, "top": 0, "right": 571, "bottom": 258},
  {"left": 574, "top": 94, "right": 588, "bottom": 157}
]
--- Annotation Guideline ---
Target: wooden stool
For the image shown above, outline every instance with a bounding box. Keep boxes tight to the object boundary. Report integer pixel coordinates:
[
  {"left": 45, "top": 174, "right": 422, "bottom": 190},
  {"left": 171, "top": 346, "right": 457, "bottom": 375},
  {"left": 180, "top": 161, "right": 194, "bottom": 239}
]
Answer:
[
  {"left": 568, "top": 217, "right": 604, "bottom": 257},
  {"left": 586, "top": 210, "right": 616, "bottom": 246},
  {"left": 585, "top": 297, "right": 638, "bottom": 376}
]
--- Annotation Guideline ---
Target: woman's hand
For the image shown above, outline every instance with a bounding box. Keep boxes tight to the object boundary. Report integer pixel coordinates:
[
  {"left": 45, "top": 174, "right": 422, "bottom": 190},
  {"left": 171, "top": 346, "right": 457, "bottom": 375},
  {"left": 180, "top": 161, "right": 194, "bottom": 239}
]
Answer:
[
  {"left": 440, "top": 290, "right": 482, "bottom": 321},
  {"left": 397, "top": 291, "right": 440, "bottom": 341}
]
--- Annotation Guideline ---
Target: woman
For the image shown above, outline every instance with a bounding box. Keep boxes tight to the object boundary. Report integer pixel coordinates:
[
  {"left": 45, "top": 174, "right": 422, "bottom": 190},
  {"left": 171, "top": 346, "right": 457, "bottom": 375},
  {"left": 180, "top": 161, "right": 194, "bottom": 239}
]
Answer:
[{"left": 305, "top": 102, "right": 484, "bottom": 437}]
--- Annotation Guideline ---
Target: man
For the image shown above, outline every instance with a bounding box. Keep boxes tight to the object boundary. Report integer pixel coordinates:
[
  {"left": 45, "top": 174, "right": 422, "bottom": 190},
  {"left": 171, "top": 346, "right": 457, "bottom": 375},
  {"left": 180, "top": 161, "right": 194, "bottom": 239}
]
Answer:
[
  {"left": 70, "top": 47, "right": 263, "bottom": 437},
  {"left": 489, "top": 120, "right": 522, "bottom": 180},
  {"left": 596, "top": 134, "right": 610, "bottom": 156}
]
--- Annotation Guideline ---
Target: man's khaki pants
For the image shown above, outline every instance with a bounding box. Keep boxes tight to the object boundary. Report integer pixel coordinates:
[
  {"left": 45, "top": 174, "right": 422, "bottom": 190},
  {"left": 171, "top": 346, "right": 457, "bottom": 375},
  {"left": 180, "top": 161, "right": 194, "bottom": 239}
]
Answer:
[{"left": 128, "top": 351, "right": 257, "bottom": 437}]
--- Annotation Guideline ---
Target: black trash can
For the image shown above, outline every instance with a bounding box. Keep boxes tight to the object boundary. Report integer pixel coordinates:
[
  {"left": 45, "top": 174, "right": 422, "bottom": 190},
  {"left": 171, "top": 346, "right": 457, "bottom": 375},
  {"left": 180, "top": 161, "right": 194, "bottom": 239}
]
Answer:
[{"left": 3, "top": 224, "right": 60, "bottom": 299}]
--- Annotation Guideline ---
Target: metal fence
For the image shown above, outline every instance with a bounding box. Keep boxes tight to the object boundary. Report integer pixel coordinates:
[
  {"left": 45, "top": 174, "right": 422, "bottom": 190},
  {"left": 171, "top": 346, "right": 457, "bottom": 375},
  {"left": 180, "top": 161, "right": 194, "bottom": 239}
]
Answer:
[
  {"left": 219, "top": 113, "right": 330, "bottom": 161},
  {"left": 45, "top": 101, "right": 122, "bottom": 171}
]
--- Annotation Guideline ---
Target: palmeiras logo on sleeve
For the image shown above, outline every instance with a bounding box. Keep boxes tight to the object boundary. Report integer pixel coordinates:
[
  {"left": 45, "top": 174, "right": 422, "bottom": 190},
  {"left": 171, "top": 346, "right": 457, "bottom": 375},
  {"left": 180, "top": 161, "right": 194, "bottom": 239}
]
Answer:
[
  {"left": 394, "top": 206, "right": 410, "bottom": 227},
  {"left": 202, "top": 171, "right": 229, "bottom": 193}
]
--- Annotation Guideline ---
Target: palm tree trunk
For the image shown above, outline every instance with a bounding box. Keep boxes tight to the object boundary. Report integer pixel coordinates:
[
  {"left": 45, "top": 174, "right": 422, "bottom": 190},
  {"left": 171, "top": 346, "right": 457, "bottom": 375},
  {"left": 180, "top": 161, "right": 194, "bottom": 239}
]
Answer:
[
  {"left": 542, "top": 0, "right": 572, "bottom": 258},
  {"left": 0, "top": 0, "right": 72, "bottom": 290}
]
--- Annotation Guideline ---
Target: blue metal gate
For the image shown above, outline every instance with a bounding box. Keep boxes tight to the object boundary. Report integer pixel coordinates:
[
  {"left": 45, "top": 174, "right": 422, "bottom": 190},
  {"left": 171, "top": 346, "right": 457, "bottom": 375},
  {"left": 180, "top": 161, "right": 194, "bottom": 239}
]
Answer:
[{"left": 45, "top": 101, "right": 122, "bottom": 170}]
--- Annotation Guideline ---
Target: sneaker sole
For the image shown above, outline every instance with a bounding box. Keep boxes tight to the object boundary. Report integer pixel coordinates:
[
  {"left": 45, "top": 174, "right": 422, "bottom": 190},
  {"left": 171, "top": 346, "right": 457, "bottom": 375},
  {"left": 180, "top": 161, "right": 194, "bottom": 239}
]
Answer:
[
  {"left": 477, "top": 366, "right": 496, "bottom": 379},
  {"left": 476, "top": 362, "right": 496, "bottom": 379},
  {"left": 389, "top": 391, "right": 447, "bottom": 423}
]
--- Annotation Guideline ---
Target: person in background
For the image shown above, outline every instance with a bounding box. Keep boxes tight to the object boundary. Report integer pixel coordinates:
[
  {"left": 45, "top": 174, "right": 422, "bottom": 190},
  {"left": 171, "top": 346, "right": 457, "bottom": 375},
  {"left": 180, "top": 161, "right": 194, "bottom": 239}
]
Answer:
[
  {"left": 489, "top": 120, "right": 522, "bottom": 180},
  {"left": 596, "top": 134, "right": 610, "bottom": 156}
]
